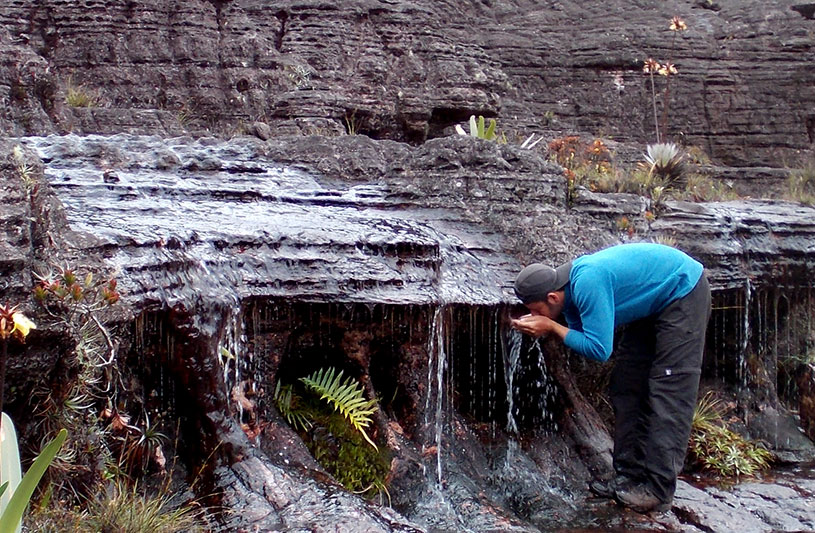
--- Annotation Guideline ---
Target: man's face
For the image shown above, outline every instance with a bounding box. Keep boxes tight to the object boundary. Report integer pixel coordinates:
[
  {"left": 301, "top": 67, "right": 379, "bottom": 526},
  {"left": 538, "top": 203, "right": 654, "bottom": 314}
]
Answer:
[{"left": 525, "top": 292, "right": 563, "bottom": 319}]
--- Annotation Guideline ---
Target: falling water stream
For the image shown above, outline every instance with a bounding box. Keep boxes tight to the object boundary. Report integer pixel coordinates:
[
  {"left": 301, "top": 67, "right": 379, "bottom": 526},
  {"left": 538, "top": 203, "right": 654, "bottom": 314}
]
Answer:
[
  {"left": 15, "top": 133, "right": 815, "bottom": 532},
  {"left": 505, "top": 329, "right": 523, "bottom": 435}
]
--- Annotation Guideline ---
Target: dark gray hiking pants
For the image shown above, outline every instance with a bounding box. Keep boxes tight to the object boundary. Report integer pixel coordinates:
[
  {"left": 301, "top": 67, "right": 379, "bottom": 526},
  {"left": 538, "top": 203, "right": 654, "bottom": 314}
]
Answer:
[{"left": 609, "top": 272, "right": 711, "bottom": 503}]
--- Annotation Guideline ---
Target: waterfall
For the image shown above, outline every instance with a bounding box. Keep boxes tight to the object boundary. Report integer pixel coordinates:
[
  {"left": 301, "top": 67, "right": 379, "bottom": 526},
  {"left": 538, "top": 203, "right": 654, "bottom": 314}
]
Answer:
[
  {"left": 530, "top": 338, "right": 558, "bottom": 431},
  {"left": 424, "top": 306, "right": 447, "bottom": 484},
  {"left": 504, "top": 329, "right": 523, "bottom": 434},
  {"left": 219, "top": 305, "right": 248, "bottom": 421},
  {"left": 740, "top": 278, "right": 753, "bottom": 389}
]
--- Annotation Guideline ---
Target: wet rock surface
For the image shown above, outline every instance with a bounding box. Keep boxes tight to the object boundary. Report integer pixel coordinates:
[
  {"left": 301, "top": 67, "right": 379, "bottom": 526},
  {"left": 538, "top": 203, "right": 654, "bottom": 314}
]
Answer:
[
  {"left": 0, "top": 0, "right": 813, "bottom": 531},
  {"left": 672, "top": 470, "right": 815, "bottom": 533},
  {"left": 3, "top": 134, "right": 815, "bottom": 532},
  {"left": 654, "top": 199, "right": 815, "bottom": 290}
]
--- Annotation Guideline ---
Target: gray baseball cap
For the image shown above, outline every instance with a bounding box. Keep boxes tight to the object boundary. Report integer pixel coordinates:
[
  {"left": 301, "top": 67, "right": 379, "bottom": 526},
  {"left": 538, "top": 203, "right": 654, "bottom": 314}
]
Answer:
[{"left": 513, "top": 262, "right": 572, "bottom": 304}]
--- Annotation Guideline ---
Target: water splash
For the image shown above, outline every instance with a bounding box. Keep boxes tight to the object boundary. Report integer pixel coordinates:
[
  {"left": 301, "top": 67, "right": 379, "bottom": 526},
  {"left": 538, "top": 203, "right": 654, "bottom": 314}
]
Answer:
[{"left": 529, "top": 338, "right": 558, "bottom": 431}]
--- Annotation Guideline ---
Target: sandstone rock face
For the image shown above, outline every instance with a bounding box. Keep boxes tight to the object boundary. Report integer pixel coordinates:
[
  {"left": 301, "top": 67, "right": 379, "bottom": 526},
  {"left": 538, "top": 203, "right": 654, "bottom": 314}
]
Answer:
[
  {"left": 4, "top": 134, "right": 815, "bottom": 531},
  {"left": 2, "top": 0, "right": 815, "bottom": 530},
  {"left": 1, "top": 0, "right": 813, "bottom": 166},
  {"left": 654, "top": 199, "right": 815, "bottom": 289}
]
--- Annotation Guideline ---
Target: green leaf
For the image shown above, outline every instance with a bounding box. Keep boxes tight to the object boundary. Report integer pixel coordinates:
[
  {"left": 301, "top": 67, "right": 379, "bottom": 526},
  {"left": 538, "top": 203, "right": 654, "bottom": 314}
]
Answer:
[
  {"left": 468, "top": 115, "right": 478, "bottom": 137},
  {"left": 273, "top": 382, "right": 312, "bottom": 431},
  {"left": 0, "top": 413, "right": 22, "bottom": 533},
  {"left": 0, "top": 483, "right": 7, "bottom": 499},
  {"left": 476, "top": 115, "right": 485, "bottom": 137},
  {"left": 0, "top": 429, "right": 67, "bottom": 533},
  {"left": 301, "top": 368, "right": 379, "bottom": 449},
  {"left": 484, "top": 118, "right": 496, "bottom": 140}
]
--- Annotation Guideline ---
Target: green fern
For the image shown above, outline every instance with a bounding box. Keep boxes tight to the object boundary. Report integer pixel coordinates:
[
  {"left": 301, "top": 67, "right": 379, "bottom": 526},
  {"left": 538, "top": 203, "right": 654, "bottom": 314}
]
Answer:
[
  {"left": 300, "top": 368, "right": 379, "bottom": 449},
  {"left": 273, "top": 382, "right": 313, "bottom": 431}
]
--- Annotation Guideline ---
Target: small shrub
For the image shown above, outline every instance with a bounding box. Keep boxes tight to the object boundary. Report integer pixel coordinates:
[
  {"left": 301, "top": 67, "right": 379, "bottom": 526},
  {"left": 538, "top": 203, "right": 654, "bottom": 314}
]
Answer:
[
  {"left": 65, "top": 78, "right": 100, "bottom": 108},
  {"left": 85, "top": 482, "right": 203, "bottom": 533},
  {"left": 785, "top": 162, "right": 815, "bottom": 205},
  {"left": 686, "top": 392, "right": 774, "bottom": 478},
  {"left": 11, "top": 145, "right": 36, "bottom": 191},
  {"left": 684, "top": 145, "right": 713, "bottom": 166},
  {"left": 285, "top": 64, "right": 312, "bottom": 89},
  {"left": 548, "top": 136, "right": 616, "bottom": 199},
  {"left": 680, "top": 173, "right": 738, "bottom": 202},
  {"left": 344, "top": 109, "right": 364, "bottom": 135},
  {"left": 616, "top": 216, "right": 635, "bottom": 237}
]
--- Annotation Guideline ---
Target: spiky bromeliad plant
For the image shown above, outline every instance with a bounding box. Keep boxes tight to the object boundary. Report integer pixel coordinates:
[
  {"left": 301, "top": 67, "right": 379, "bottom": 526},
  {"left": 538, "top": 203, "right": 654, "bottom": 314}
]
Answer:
[
  {"left": 686, "top": 392, "right": 774, "bottom": 478},
  {"left": 644, "top": 142, "right": 686, "bottom": 187},
  {"left": 631, "top": 142, "right": 687, "bottom": 210}
]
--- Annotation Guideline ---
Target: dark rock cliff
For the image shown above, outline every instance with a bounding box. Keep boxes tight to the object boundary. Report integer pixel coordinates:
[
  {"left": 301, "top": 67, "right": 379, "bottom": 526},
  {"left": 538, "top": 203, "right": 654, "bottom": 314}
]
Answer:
[{"left": 1, "top": 0, "right": 814, "bottom": 167}]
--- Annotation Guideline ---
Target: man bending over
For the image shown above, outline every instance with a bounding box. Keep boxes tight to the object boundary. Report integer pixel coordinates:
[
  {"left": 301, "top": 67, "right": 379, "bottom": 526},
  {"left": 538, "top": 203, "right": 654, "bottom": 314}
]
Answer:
[{"left": 511, "top": 242, "right": 711, "bottom": 513}]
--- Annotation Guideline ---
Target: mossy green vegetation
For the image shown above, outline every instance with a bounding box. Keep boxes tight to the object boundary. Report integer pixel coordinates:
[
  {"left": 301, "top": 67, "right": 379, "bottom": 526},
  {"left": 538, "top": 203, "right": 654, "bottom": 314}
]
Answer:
[
  {"left": 306, "top": 409, "right": 391, "bottom": 504},
  {"left": 274, "top": 367, "right": 390, "bottom": 503}
]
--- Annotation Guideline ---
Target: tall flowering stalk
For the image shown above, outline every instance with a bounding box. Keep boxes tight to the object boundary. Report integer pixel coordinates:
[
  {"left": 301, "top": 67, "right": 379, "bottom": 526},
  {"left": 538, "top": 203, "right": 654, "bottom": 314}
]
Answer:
[
  {"left": 643, "top": 16, "right": 687, "bottom": 142},
  {"left": 643, "top": 58, "right": 661, "bottom": 142},
  {"left": 661, "top": 16, "right": 687, "bottom": 139}
]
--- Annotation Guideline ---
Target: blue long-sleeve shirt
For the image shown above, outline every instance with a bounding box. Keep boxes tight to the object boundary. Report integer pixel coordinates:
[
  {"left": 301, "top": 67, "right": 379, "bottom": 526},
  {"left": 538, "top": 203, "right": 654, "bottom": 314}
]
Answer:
[{"left": 561, "top": 243, "right": 704, "bottom": 361}]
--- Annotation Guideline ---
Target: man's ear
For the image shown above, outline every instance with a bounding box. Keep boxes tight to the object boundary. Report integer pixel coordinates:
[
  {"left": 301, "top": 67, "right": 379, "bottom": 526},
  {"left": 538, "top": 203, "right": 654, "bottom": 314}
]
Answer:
[{"left": 546, "top": 291, "right": 562, "bottom": 305}]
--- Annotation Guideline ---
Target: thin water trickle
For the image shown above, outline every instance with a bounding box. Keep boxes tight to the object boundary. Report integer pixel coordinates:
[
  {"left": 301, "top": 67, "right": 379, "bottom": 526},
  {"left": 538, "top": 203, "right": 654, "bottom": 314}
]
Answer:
[
  {"left": 740, "top": 278, "right": 752, "bottom": 390},
  {"left": 424, "top": 306, "right": 447, "bottom": 484},
  {"left": 530, "top": 338, "right": 558, "bottom": 431},
  {"left": 218, "top": 306, "right": 247, "bottom": 419},
  {"left": 504, "top": 329, "right": 523, "bottom": 434}
]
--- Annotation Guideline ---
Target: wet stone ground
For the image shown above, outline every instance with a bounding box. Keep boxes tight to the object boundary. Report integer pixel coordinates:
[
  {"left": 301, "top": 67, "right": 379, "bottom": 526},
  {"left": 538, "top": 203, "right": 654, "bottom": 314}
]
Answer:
[{"left": 569, "top": 465, "right": 815, "bottom": 533}]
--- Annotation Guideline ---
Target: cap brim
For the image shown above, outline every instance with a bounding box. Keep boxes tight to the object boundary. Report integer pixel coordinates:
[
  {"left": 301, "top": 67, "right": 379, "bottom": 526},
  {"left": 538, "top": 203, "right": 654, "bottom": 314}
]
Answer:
[{"left": 554, "top": 261, "right": 572, "bottom": 291}]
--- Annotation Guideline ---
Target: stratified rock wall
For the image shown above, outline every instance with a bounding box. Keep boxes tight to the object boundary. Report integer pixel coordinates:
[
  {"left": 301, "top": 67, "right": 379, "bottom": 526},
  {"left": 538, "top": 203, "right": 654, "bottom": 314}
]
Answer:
[
  {"left": 2, "top": 131, "right": 815, "bottom": 532},
  {"left": 1, "top": 1, "right": 813, "bottom": 165}
]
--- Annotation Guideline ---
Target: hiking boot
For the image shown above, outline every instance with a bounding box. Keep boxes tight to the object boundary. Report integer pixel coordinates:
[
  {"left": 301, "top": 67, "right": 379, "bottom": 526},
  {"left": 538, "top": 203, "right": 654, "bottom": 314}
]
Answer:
[
  {"left": 614, "top": 483, "right": 672, "bottom": 513},
  {"left": 588, "top": 475, "right": 633, "bottom": 499}
]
